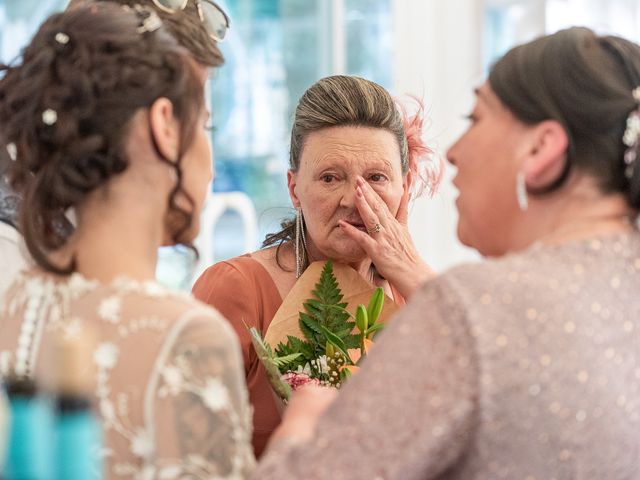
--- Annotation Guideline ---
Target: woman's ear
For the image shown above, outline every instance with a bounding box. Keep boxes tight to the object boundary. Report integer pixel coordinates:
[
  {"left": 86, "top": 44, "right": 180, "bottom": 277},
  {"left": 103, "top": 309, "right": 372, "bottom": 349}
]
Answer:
[
  {"left": 287, "top": 170, "right": 300, "bottom": 208},
  {"left": 149, "top": 97, "right": 180, "bottom": 162},
  {"left": 521, "top": 120, "right": 569, "bottom": 189},
  {"left": 403, "top": 169, "right": 414, "bottom": 196}
]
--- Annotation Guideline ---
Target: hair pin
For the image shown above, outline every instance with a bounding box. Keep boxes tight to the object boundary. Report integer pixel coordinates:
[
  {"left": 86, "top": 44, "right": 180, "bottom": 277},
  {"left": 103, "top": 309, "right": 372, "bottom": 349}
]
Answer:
[
  {"left": 623, "top": 87, "right": 640, "bottom": 179},
  {"left": 623, "top": 111, "right": 640, "bottom": 148},
  {"left": 6, "top": 143, "right": 17, "bottom": 161},
  {"left": 133, "top": 5, "right": 163, "bottom": 34},
  {"left": 55, "top": 32, "right": 70, "bottom": 45},
  {"left": 42, "top": 108, "right": 58, "bottom": 126}
]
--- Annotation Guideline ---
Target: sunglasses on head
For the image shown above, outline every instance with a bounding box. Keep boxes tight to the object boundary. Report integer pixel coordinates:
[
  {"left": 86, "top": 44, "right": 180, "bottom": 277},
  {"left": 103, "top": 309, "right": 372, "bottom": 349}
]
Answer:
[{"left": 151, "top": 0, "right": 230, "bottom": 42}]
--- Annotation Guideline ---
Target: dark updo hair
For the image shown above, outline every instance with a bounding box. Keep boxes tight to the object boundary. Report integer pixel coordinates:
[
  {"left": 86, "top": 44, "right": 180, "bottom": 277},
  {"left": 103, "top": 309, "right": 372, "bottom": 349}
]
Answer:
[
  {"left": 262, "top": 75, "right": 409, "bottom": 272},
  {"left": 0, "top": 3, "right": 207, "bottom": 274},
  {"left": 67, "top": 0, "right": 224, "bottom": 68},
  {"left": 489, "top": 27, "right": 640, "bottom": 209}
]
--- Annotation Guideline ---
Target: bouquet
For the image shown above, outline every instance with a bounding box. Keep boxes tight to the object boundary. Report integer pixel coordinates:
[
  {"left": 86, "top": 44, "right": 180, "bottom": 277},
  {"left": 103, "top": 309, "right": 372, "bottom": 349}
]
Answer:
[{"left": 249, "top": 261, "right": 392, "bottom": 402}]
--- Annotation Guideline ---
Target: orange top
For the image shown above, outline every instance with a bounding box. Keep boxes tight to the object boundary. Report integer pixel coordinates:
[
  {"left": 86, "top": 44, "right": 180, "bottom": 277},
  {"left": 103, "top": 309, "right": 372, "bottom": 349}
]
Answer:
[{"left": 192, "top": 254, "right": 406, "bottom": 458}]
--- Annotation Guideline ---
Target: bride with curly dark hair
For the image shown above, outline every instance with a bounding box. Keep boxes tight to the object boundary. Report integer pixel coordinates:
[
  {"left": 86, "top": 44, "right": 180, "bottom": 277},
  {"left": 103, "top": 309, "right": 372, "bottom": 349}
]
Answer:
[{"left": 0, "top": 3, "right": 254, "bottom": 477}]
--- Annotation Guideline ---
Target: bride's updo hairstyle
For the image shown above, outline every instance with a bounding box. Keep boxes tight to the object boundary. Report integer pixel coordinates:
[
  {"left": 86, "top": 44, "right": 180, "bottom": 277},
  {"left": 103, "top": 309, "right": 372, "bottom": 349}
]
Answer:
[{"left": 0, "top": 3, "right": 206, "bottom": 273}]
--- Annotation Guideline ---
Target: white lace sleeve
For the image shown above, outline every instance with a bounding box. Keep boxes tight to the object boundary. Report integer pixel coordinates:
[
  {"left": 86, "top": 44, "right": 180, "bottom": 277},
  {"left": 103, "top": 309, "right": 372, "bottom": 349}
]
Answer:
[{"left": 150, "top": 309, "right": 256, "bottom": 479}]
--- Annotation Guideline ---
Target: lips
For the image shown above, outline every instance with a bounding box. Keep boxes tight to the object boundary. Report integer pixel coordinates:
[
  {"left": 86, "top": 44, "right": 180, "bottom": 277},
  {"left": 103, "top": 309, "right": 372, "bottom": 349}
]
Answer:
[{"left": 340, "top": 220, "right": 367, "bottom": 232}]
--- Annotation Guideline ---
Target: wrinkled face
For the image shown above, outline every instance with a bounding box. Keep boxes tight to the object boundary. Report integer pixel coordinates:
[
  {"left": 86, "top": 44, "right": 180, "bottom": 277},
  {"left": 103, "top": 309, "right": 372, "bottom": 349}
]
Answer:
[
  {"left": 289, "top": 125, "right": 407, "bottom": 262},
  {"left": 446, "top": 82, "right": 532, "bottom": 256}
]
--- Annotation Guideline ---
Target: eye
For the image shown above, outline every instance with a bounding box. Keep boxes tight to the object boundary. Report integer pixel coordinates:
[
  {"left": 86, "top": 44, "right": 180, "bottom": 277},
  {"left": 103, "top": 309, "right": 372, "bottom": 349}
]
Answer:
[
  {"left": 368, "top": 173, "right": 387, "bottom": 183},
  {"left": 321, "top": 174, "right": 336, "bottom": 183},
  {"left": 463, "top": 113, "right": 477, "bottom": 124}
]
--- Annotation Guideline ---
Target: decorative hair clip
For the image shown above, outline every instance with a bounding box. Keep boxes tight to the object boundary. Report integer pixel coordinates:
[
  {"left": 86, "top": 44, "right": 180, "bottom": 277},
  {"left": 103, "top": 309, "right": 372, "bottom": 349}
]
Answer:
[
  {"left": 54, "top": 32, "right": 70, "bottom": 45},
  {"left": 132, "top": 5, "right": 163, "bottom": 34},
  {"left": 42, "top": 108, "right": 58, "bottom": 126},
  {"left": 397, "top": 96, "right": 444, "bottom": 199},
  {"left": 6, "top": 143, "right": 17, "bottom": 161},
  {"left": 623, "top": 86, "right": 640, "bottom": 179}
]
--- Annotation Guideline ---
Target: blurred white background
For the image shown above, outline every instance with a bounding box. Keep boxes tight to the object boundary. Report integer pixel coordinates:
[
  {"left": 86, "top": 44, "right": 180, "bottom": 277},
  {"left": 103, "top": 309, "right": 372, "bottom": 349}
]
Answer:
[{"left": 1, "top": 0, "right": 639, "bottom": 288}]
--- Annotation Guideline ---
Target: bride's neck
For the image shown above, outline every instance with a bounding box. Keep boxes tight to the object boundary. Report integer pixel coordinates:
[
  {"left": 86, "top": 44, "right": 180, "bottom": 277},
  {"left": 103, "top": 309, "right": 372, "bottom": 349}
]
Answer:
[{"left": 62, "top": 198, "right": 163, "bottom": 283}]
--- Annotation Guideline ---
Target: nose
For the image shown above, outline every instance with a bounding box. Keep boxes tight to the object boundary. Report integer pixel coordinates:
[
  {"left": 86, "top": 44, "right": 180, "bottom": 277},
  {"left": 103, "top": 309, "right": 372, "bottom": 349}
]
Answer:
[
  {"left": 338, "top": 180, "right": 358, "bottom": 209},
  {"left": 446, "top": 141, "right": 458, "bottom": 167}
]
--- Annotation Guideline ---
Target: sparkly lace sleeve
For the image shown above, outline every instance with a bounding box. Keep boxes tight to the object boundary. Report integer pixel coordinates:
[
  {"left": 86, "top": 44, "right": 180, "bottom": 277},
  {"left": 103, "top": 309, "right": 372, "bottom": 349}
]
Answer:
[
  {"left": 253, "top": 277, "right": 478, "bottom": 480},
  {"left": 151, "top": 309, "right": 256, "bottom": 478}
]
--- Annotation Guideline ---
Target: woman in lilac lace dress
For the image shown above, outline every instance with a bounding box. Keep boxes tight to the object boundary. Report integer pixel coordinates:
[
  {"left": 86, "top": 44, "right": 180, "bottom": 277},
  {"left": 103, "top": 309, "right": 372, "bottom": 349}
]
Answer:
[{"left": 254, "top": 27, "right": 640, "bottom": 480}]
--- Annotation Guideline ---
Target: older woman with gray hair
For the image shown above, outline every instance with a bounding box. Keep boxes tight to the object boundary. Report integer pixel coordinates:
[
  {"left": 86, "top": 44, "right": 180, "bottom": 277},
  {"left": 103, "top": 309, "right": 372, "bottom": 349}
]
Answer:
[{"left": 193, "top": 74, "right": 442, "bottom": 456}]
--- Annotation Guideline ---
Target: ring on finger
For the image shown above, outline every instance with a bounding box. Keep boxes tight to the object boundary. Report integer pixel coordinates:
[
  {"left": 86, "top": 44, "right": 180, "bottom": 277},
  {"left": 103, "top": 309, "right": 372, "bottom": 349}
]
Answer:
[{"left": 367, "top": 222, "right": 381, "bottom": 235}]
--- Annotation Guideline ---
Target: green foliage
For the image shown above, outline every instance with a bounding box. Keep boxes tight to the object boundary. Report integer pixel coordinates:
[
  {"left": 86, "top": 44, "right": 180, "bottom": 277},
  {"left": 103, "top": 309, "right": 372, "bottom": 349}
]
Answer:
[
  {"left": 272, "top": 353, "right": 302, "bottom": 368},
  {"left": 253, "top": 262, "right": 387, "bottom": 392},
  {"left": 366, "top": 287, "right": 385, "bottom": 326},
  {"left": 248, "top": 327, "right": 292, "bottom": 401},
  {"left": 274, "top": 261, "right": 358, "bottom": 376},
  {"left": 274, "top": 336, "right": 314, "bottom": 372}
]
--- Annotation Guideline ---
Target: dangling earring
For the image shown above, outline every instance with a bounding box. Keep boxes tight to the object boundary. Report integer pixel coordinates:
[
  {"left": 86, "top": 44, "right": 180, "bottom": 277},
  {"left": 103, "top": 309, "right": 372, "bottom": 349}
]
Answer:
[
  {"left": 516, "top": 171, "right": 528, "bottom": 211},
  {"left": 295, "top": 207, "right": 308, "bottom": 278}
]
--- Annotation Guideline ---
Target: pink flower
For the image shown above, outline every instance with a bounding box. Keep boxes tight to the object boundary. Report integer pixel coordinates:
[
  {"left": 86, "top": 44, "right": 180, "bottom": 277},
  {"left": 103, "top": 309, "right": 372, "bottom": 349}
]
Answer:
[
  {"left": 396, "top": 96, "right": 444, "bottom": 199},
  {"left": 282, "top": 372, "right": 321, "bottom": 391}
]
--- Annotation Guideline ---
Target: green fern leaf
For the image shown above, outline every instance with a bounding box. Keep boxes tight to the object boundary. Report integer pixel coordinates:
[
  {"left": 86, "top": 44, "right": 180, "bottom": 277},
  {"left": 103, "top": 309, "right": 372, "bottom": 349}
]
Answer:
[
  {"left": 311, "top": 261, "right": 344, "bottom": 304},
  {"left": 273, "top": 353, "right": 302, "bottom": 368}
]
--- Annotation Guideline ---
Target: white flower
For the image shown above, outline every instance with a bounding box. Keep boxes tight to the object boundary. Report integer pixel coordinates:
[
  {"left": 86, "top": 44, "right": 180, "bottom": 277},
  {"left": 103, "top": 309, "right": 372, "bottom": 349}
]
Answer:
[
  {"left": 161, "top": 365, "right": 184, "bottom": 396},
  {"left": 6, "top": 142, "right": 17, "bottom": 161},
  {"left": 139, "top": 465, "right": 156, "bottom": 480},
  {"left": 186, "top": 454, "right": 209, "bottom": 470},
  {"left": 0, "top": 351, "right": 11, "bottom": 377},
  {"left": 94, "top": 342, "right": 119, "bottom": 370},
  {"left": 142, "top": 282, "right": 166, "bottom": 297},
  {"left": 316, "top": 355, "right": 329, "bottom": 374},
  {"left": 68, "top": 272, "right": 96, "bottom": 293},
  {"left": 131, "top": 429, "right": 154, "bottom": 458},
  {"left": 25, "top": 278, "right": 44, "bottom": 297},
  {"left": 99, "top": 398, "right": 116, "bottom": 423},
  {"left": 61, "top": 317, "right": 82, "bottom": 339},
  {"left": 158, "top": 465, "right": 182, "bottom": 479},
  {"left": 201, "top": 378, "right": 230, "bottom": 412},
  {"left": 98, "top": 296, "right": 122, "bottom": 324}
]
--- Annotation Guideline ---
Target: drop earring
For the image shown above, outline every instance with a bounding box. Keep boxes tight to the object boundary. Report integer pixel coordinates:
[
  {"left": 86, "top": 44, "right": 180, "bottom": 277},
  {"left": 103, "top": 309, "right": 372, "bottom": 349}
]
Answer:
[
  {"left": 516, "top": 171, "right": 528, "bottom": 211},
  {"left": 294, "top": 207, "right": 308, "bottom": 278}
]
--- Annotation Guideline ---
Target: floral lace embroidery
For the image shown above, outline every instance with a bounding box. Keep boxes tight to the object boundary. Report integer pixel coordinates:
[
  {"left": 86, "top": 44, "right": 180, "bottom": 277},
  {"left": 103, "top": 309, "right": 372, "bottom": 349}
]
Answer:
[{"left": 0, "top": 271, "right": 255, "bottom": 478}]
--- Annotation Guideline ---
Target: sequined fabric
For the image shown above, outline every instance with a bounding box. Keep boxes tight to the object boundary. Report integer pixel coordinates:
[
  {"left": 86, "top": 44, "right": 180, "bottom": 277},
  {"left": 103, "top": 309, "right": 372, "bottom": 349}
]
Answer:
[{"left": 254, "top": 232, "right": 640, "bottom": 479}]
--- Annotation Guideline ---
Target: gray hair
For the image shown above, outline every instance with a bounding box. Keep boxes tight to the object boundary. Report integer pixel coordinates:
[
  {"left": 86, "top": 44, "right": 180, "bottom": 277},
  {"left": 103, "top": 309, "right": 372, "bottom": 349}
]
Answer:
[{"left": 289, "top": 75, "right": 408, "bottom": 173}]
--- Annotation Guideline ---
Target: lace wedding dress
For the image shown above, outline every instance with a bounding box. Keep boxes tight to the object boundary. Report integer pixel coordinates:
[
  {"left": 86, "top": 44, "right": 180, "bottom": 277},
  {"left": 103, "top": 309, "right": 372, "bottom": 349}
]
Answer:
[{"left": 0, "top": 270, "right": 255, "bottom": 479}]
